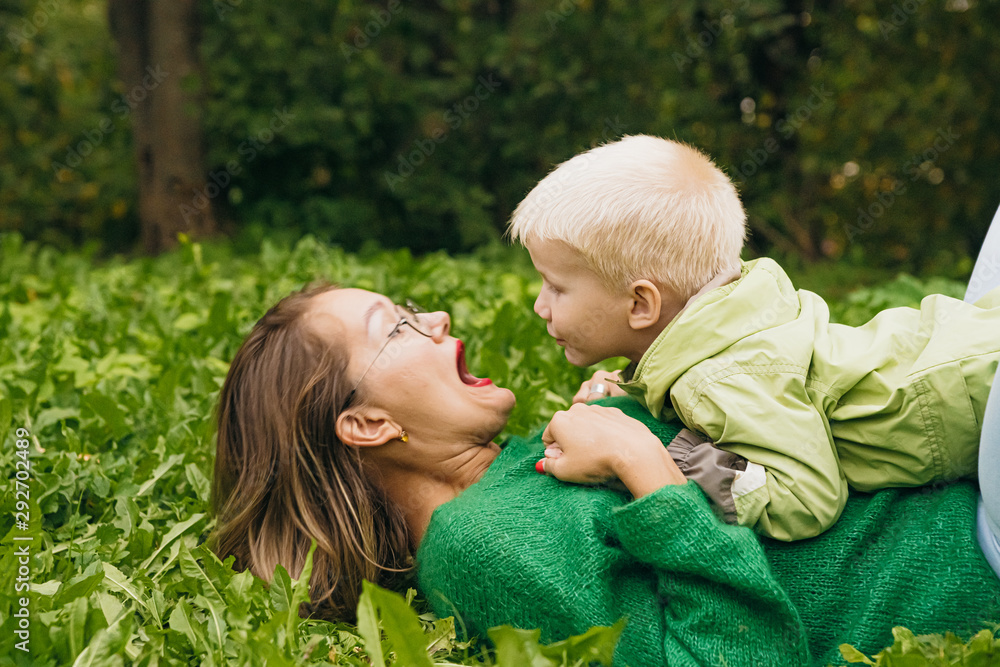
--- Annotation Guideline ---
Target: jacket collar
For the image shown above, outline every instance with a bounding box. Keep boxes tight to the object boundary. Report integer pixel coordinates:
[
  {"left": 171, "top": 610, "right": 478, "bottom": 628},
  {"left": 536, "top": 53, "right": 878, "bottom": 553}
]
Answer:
[{"left": 620, "top": 258, "right": 800, "bottom": 417}]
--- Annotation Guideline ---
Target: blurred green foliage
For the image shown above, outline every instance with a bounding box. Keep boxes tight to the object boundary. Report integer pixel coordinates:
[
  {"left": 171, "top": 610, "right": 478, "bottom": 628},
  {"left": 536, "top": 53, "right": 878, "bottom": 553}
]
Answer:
[
  {"left": 2, "top": 0, "right": 1000, "bottom": 273},
  {"left": 0, "top": 230, "right": 598, "bottom": 664},
  {"left": 0, "top": 231, "right": 981, "bottom": 664},
  {"left": 839, "top": 625, "right": 1000, "bottom": 666},
  {"left": 0, "top": 0, "right": 133, "bottom": 249}
]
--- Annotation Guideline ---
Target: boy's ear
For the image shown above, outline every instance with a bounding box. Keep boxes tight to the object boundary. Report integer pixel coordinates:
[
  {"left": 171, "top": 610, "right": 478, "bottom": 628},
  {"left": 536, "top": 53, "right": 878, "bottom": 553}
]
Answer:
[
  {"left": 627, "top": 280, "right": 662, "bottom": 330},
  {"left": 336, "top": 408, "right": 402, "bottom": 448}
]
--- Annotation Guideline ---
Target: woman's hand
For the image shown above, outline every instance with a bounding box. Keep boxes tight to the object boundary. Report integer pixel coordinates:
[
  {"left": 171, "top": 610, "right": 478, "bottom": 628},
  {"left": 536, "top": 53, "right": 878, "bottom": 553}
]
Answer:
[
  {"left": 539, "top": 404, "right": 687, "bottom": 498},
  {"left": 571, "top": 370, "right": 628, "bottom": 404}
]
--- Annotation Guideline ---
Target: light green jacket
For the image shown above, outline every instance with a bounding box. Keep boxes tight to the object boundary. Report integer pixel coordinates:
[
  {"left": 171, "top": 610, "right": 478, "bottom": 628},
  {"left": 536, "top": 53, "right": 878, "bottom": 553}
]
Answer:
[{"left": 621, "top": 257, "right": 1000, "bottom": 541}]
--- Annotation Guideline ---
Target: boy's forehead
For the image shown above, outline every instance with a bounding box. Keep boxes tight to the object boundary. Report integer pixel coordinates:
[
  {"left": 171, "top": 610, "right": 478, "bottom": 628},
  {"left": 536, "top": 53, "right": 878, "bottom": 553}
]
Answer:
[{"left": 526, "top": 238, "right": 592, "bottom": 274}]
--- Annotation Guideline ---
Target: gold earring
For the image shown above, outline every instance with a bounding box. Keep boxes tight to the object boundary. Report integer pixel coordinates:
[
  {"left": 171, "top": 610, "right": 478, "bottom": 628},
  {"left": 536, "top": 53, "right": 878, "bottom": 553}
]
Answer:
[{"left": 399, "top": 430, "right": 409, "bottom": 442}]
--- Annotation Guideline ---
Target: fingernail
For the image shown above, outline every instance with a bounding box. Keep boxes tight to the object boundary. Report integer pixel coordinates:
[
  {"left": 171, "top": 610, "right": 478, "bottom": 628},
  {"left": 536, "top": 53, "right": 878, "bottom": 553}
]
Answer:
[
  {"left": 535, "top": 459, "right": 546, "bottom": 474},
  {"left": 544, "top": 447, "right": 561, "bottom": 458}
]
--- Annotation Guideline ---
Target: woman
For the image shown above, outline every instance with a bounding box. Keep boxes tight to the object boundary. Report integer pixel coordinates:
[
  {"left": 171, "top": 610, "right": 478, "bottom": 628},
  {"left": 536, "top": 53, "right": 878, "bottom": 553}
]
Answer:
[{"left": 211, "top": 283, "right": 1000, "bottom": 666}]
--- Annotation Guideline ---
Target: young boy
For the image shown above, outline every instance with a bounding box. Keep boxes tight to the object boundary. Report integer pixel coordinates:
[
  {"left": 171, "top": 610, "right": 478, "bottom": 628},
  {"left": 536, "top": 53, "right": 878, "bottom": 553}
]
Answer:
[{"left": 510, "top": 134, "right": 1000, "bottom": 541}]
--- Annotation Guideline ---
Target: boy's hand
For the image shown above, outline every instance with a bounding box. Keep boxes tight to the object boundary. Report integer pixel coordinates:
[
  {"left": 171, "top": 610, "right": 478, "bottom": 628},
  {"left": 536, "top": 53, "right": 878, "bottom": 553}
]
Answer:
[
  {"left": 539, "top": 404, "right": 686, "bottom": 497},
  {"left": 572, "top": 370, "right": 627, "bottom": 404}
]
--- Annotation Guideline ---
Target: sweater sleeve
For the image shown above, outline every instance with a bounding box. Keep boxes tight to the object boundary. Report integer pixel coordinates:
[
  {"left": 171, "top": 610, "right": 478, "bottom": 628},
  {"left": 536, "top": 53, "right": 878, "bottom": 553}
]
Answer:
[
  {"left": 678, "top": 369, "right": 850, "bottom": 541},
  {"left": 612, "top": 481, "right": 812, "bottom": 667}
]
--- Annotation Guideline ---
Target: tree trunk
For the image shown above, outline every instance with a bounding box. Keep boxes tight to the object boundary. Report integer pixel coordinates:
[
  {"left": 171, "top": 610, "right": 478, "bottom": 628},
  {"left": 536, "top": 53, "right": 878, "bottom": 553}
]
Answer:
[{"left": 108, "top": 0, "right": 216, "bottom": 255}]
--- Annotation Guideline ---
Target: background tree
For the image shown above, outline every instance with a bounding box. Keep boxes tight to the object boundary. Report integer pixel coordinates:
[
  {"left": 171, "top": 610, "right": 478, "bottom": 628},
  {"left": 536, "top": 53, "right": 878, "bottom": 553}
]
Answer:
[
  {"left": 107, "top": 0, "right": 215, "bottom": 253},
  {"left": 2, "top": 0, "right": 998, "bottom": 272}
]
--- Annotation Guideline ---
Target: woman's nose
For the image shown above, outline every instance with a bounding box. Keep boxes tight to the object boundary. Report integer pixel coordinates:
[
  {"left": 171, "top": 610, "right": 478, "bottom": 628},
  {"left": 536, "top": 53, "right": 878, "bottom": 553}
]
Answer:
[{"left": 431, "top": 311, "right": 451, "bottom": 340}]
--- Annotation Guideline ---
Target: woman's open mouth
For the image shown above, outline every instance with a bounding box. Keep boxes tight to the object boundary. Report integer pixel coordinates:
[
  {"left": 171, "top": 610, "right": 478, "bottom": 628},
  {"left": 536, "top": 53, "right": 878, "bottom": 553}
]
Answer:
[{"left": 456, "top": 340, "right": 492, "bottom": 387}]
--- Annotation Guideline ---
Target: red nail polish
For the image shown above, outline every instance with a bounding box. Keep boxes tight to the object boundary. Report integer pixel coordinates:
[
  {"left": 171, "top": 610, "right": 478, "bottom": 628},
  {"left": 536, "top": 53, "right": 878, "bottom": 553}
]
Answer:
[{"left": 535, "top": 459, "right": 546, "bottom": 474}]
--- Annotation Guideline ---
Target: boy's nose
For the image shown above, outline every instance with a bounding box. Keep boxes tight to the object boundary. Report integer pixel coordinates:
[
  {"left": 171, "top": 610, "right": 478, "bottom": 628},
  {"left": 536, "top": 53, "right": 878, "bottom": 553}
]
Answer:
[{"left": 533, "top": 291, "right": 549, "bottom": 320}]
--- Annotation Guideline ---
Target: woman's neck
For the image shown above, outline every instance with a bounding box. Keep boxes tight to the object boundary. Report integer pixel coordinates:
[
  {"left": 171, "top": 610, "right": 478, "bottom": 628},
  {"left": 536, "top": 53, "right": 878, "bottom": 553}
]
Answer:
[{"left": 381, "top": 442, "right": 502, "bottom": 547}]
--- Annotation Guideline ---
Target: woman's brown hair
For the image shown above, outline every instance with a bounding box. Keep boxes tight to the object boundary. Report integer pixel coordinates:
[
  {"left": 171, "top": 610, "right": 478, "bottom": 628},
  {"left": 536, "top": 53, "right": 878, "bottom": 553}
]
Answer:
[{"left": 209, "top": 282, "right": 411, "bottom": 621}]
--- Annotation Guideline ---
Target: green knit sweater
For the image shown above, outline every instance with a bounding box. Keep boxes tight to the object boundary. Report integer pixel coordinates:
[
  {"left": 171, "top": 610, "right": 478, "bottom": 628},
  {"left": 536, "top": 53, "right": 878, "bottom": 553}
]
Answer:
[{"left": 416, "top": 398, "right": 1000, "bottom": 666}]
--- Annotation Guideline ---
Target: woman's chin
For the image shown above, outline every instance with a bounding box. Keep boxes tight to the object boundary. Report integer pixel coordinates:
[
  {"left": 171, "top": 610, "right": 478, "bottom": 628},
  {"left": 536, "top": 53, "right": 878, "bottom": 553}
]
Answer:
[
  {"left": 484, "top": 386, "right": 516, "bottom": 432},
  {"left": 494, "top": 385, "right": 517, "bottom": 414}
]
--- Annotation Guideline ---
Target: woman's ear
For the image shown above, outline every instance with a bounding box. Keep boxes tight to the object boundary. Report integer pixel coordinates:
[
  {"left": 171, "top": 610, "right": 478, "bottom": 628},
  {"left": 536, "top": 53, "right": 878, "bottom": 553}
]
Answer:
[
  {"left": 627, "top": 280, "right": 662, "bottom": 330},
  {"left": 336, "top": 408, "right": 402, "bottom": 448}
]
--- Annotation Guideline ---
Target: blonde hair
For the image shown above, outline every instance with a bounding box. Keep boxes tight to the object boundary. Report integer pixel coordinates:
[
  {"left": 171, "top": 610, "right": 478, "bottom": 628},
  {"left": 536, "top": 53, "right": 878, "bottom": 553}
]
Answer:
[{"left": 509, "top": 135, "right": 747, "bottom": 300}]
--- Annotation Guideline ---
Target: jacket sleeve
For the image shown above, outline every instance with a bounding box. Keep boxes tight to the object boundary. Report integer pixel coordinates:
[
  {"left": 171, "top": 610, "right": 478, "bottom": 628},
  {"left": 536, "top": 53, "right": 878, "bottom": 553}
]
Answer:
[
  {"left": 666, "top": 428, "right": 748, "bottom": 525},
  {"left": 676, "top": 369, "right": 849, "bottom": 541},
  {"left": 612, "top": 481, "right": 812, "bottom": 666}
]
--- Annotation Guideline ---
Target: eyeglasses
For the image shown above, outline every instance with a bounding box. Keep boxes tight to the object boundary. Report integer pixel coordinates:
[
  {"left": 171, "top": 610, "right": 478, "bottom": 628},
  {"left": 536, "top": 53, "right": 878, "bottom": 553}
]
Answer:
[{"left": 340, "top": 300, "right": 433, "bottom": 412}]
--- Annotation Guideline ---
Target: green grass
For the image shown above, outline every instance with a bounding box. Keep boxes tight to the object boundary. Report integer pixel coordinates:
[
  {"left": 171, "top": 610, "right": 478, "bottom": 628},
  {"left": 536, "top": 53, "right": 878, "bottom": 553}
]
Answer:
[{"left": 0, "top": 232, "right": 995, "bottom": 665}]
